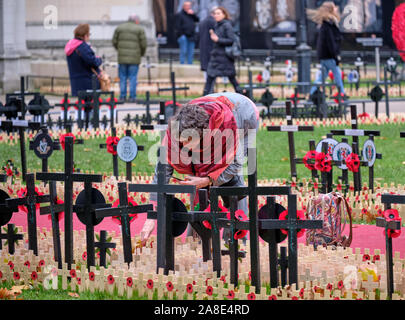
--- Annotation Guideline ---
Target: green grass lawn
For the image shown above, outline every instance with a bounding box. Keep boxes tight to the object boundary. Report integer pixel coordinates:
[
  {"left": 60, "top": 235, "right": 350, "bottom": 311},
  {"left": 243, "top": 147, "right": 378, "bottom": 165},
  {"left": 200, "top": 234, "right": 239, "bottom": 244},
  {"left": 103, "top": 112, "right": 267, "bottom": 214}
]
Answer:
[{"left": 1, "top": 123, "right": 405, "bottom": 185}]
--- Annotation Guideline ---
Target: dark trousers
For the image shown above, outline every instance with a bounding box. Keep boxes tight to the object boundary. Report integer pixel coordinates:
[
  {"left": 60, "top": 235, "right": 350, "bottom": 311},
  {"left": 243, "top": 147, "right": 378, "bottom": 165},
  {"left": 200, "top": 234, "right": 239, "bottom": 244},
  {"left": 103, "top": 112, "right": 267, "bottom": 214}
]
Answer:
[{"left": 203, "top": 75, "right": 240, "bottom": 95}]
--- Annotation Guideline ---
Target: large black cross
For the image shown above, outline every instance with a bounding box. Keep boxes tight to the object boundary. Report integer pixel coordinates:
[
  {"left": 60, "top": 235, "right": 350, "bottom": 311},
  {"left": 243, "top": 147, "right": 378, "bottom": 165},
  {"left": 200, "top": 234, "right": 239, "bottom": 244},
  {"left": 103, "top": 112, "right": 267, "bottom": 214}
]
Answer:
[
  {"left": 377, "top": 194, "right": 404, "bottom": 299},
  {"left": 73, "top": 180, "right": 111, "bottom": 269},
  {"left": 29, "top": 127, "right": 61, "bottom": 175},
  {"left": 95, "top": 230, "right": 116, "bottom": 268},
  {"left": 35, "top": 136, "right": 104, "bottom": 269},
  {"left": 267, "top": 101, "right": 314, "bottom": 179},
  {"left": 95, "top": 182, "right": 153, "bottom": 265},
  {"left": 6, "top": 173, "right": 50, "bottom": 255},
  {"left": 208, "top": 148, "right": 291, "bottom": 291},
  {"left": 141, "top": 101, "right": 169, "bottom": 131},
  {"left": 128, "top": 149, "right": 195, "bottom": 274},
  {"left": 259, "top": 193, "right": 323, "bottom": 286},
  {"left": 330, "top": 105, "right": 381, "bottom": 191},
  {"left": 99, "top": 127, "right": 119, "bottom": 178},
  {"left": 39, "top": 181, "right": 64, "bottom": 269},
  {"left": 0, "top": 224, "right": 23, "bottom": 255},
  {"left": 0, "top": 119, "right": 41, "bottom": 182},
  {"left": 158, "top": 71, "right": 189, "bottom": 115}
]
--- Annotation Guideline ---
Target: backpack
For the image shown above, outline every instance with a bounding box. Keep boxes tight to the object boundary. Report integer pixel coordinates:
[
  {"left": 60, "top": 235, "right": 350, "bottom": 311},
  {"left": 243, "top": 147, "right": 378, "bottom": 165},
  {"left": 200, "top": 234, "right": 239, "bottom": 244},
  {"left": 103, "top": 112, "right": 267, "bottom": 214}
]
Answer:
[
  {"left": 305, "top": 192, "right": 353, "bottom": 248},
  {"left": 225, "top": 34, "right": 242, "bottom": 59}
]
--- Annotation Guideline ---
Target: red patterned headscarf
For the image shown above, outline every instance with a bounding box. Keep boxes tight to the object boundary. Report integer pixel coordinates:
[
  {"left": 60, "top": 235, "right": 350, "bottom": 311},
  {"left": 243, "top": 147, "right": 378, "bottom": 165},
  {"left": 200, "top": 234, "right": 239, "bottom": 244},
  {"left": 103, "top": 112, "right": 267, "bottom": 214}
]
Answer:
[{"left": 165, "top": 96, "right": 238, "bottom": 180}]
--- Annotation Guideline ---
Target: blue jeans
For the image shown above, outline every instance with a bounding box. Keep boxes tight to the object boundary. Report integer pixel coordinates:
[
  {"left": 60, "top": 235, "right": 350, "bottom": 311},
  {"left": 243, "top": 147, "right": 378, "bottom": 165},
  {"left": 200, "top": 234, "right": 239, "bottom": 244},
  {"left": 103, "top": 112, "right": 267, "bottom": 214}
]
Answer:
[
  {"left": 177, "top": 35, "right": 195, "bottom": 64},
  {"left": 118, "top": 64, "right": 139, "bottom": 99},
  {"left": 310, "top": 59, "right": 345, "bottom": 95}
]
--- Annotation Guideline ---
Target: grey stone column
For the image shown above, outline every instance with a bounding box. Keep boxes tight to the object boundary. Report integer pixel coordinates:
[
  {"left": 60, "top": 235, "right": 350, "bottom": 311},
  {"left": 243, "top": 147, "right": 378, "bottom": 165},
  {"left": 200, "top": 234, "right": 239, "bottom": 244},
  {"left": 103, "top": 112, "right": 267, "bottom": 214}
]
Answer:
[{"left": 0, "top": 0, "right": 31, "bottom": 94}]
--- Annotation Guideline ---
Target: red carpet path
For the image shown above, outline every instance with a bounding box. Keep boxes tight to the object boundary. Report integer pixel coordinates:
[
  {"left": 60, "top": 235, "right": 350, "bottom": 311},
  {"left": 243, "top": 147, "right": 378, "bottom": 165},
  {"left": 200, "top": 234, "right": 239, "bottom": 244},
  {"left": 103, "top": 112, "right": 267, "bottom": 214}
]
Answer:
[{"left": 9, "top": 209, "right": 405, "bottom": 258}]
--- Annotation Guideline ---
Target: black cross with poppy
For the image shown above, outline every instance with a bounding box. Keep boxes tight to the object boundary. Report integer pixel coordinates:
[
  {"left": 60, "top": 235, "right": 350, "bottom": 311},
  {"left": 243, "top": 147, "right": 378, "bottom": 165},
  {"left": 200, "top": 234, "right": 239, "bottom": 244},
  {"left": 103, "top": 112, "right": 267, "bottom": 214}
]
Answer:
[
  {"left": 208, "top": 148, "right": 291, "bottom": 292},
  {"left": 95, "top": 182, "right": 153, "bottom": 265},
  {"left": 267, "top": 101, "right": 314, "bottom": 179},
  {"left": 55, "top": 93, "right": 78, "bottom": 130},
  {"left": 259, "top": 193, "right": 323, "bottom": 286},
  {"left": 294, "top": 139, "right": 320, "bottom": 181},
  {"left": 377, "top": 194, "right": 404, "bottom": 299},
  {"left": 73, "top": 180, "right": 111, "bottom": 270},
  {"left": 36, "top": 136, "right": 106, "bottom": 269},
  {"left": 94, "top": 230, "right": 116, "bottom": 268},
  {"left": 278, "top": 246, "right": 289, "bottom": 287},
  {"left": 99, "top": 126, "right": 119, "bottom": 178},
  {"left": 0, "top": 224, "right": 23, "bottom": 254},
  {"left": 119, "top": 129, "right": 144, "bottom": 182},
  {"left": 39, "top": 181, "right": 64, "bottom": 269},
  {"left": 29, "top": 127, "right": 61, "bottom": 176},
  {"left": 128, "top": 148, "right": 195, "bottom": 275},
  {"left": 0, "top": 119, "right": 41, "bottom": 182},
  {"left": 330, "top": 105, "right": 381, "bottom": 192},
  {"left": 6, "top": 173, "right": 51, "bottom": 255}
]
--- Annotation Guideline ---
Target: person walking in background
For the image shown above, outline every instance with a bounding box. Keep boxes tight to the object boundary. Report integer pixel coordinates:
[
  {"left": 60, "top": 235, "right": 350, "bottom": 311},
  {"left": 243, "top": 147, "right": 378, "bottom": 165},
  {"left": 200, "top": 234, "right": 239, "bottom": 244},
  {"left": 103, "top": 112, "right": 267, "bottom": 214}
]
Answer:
[
  {"left": 202, "top": 7, "right": 241, "bottom": 96},
  {"left": 65, "top": 23, "right": 103, "bottom": 97},
  {"left": 199, "top": 6, "right": 217, "bottom": 80},
  {"left": 113, "top": 14, "right": 147, "bottom": 102},
  {"left": 175, "top": 1, "right": 199, "bottom": 65},
  {"left": 307, "top": 2, "right": 348, "bottom": 100}
]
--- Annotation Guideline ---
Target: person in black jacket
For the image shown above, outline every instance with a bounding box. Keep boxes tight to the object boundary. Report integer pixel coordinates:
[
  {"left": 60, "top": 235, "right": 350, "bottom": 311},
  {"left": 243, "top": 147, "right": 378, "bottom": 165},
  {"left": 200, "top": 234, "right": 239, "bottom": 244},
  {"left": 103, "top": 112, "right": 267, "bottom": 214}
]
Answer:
[
  {"left": 198, "top": 7, "right": 217, "bottom": 76},
  {"left": 307, "top": 2, "right": 347, "bottom": 99},
  {"left": 175, "top": 1, "right": 199, "bottom": 64},
  {"left": 202, "top": 6, "right": 241, "bottom": 96}
]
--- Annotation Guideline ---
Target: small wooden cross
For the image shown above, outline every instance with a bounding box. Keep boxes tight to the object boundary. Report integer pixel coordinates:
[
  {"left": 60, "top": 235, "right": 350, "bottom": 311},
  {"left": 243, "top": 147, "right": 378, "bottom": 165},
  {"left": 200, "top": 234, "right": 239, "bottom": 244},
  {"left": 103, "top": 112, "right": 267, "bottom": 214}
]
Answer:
[{"left": 6, "top": 173, "right": 50, "bottom": 255}]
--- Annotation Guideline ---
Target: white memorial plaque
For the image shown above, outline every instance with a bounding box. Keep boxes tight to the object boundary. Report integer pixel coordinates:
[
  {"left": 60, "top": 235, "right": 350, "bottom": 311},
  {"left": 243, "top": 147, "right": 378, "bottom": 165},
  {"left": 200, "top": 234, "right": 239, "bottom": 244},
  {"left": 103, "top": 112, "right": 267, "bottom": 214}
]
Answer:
[
  {"left": 332, "top": 142, "right": 352, "bottom": 170},
  {"left": 362, "top": 140, "right": 376, "bottom": 167},
  {"left": 280, "top": 125, "right": 298, "bottom": 132},
  {"left": 316, "top": 138, "right": 339, "bottom": 156},
  {"left": 344, "top": 129, "right": 364, "bottom": 136},
  {"left": 117, "top": 136, "right": 138, "bottom": 163},
  {"left": 12, "top": 120, "right": 28, "bottom": 127}
]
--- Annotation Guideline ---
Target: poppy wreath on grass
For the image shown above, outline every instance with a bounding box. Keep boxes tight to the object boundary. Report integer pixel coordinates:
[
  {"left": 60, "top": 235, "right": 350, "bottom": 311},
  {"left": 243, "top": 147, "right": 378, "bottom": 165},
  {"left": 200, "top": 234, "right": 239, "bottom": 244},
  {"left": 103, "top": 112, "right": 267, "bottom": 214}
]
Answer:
[
  {"left": 59, "top": 133, "right": 76, "bottom": 151},
  {"left": 345, "top": 153, "right": 360, "bottom": 173},
  {"left": 111, "top": 195, "right": 138, "bottom": 225},
  {"left": 105, "top": 136, "right": 120, "bottom": 155},
  {"left": 383, "top": 209, "right": 402, "bottom": 238},
  {"left": 279, "top": 209, "right": 306, "bottom": 238},
  {"left": 303, "top": 150, "right": 318, "bottom": 171},
  {"left": 314, "top": 152, "right": 332, "bottom": 172}
]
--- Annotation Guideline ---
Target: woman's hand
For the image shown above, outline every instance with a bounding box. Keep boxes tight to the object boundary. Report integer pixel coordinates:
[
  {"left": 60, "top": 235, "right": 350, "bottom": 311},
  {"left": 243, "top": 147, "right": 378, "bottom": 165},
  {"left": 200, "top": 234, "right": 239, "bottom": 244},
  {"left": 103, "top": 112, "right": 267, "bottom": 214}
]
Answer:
[
  {"left": 179, "top": 176, "right": 211, "bottom": 189},
  {"left": 209, "top": 29, "right": 219, "bottom": 42}
]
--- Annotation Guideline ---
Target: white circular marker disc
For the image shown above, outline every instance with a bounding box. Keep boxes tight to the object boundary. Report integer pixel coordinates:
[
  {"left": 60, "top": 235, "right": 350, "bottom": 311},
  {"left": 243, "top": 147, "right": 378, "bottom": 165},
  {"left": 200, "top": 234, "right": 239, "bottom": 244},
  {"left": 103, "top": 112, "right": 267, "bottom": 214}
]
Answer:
[
  {"left": 362, "top": 139, "right": 376, "bottom": 167},
  {"left": 117, "top": 136, "right": 138, "bottom": 163},
  {"left": 332, "top": 142, "right": 352, "bottom": 170},
  {"left": 316, "top": 138, "right": 339, "bottom": 156}
]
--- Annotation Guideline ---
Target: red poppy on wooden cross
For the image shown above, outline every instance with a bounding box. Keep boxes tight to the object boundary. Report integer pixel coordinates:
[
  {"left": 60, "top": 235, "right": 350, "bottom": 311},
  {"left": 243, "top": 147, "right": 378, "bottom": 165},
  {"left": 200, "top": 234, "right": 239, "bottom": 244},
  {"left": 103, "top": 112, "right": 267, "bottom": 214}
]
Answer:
[
  {"left": 186, "top": 283, "right": 193, "bottom": 294},
  {"left": 13, "top": 272, "right": 20, "bottom": 281},
  {"left": 206, "top": 286, "right": 213, "bottom": 296},
  {"left": 166, "top": 281, "right": 174, "bottom": 292},
  {"left": 146, "top": 279, "right": 154, "bottom": 290},
  {"left": 89, "top": 272, "right": 95, "bottom": 281},
  {"left": 227, "top": 290, "right": 235, "bottom": 300},
  {"left": 107, "top": 275, "right": 114, "bottom": 285},
  {"left": 126, "top": 277, "right": 133, "bottom": 288}
]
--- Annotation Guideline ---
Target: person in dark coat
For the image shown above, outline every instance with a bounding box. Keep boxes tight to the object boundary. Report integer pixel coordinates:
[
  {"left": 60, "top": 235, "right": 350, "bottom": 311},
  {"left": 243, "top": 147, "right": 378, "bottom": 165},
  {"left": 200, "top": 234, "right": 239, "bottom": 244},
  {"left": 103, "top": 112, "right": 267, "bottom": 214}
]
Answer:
[
  {"left": 65, "top": 24, "right": 102, "bottom": 97},
  {"left": 202, "top": 7, "right": 240, "bottom": 96},
  {"left": 198, "top": 7, "right": 217, "bottom": 74},
  {"left": 175, "top": 1, "right": 200, "bottom": 65},
  {"left": 307, "top": 2, "right": 347, "bottom": 98}
]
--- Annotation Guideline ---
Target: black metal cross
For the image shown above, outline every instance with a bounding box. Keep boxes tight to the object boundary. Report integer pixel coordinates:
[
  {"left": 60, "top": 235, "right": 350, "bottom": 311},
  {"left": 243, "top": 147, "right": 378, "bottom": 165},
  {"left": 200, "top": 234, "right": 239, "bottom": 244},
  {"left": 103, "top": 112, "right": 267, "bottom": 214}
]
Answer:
[
  {"left": 6, "top": 173, "right": 50, "bottom": 255},
  {"left": 99, "top": 127, "right": 119, "bottom": 178},
  {"left": 259, "top": 193, "right": 323, "bottom": 286},
  {"left": 35, "top": 136, "right": 104, "bottom": 269},
  {"left": 95, "top": 230, "right": 116, "bottom": 268},
  {"left": 158, "top": 71, "right": 189, "bottom": 115},
  {"left": 39, "top": 181, "right": 64, "bottom": 269},
  {"left": 29, "top": 127, "right": 61, "bottom": 175},
  {"left": 128, "top": 149, "right": 195, "bottom": 274},
  {"left": 267, "top": 101, "right": 314, "bottom": 179},
  {"left": 208, "top": 148, "right": 291, "bottom": 291},
  {"left": 0, "top": 185, "right": 19, "bottom": 252},
  {"left": 73, "top": 180, "right": 111, "bottom": 270},
  {"left": 95, "top": 182, "right": 153, "bottom": 265},
  {"left": 55, "top": 93, "right": 78, "bottom": 130},
  {"left": 118, "top": 129, "right": 144, "bottom": 181},
  {"left": 0, "top": 224, "right": 23, "bottom": 255},
  {"left": 377, "top": 194, "right": 404, "bottom": 300},
  {"left": 0, "top": 119, "right": 41, "bottom": 182}
]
